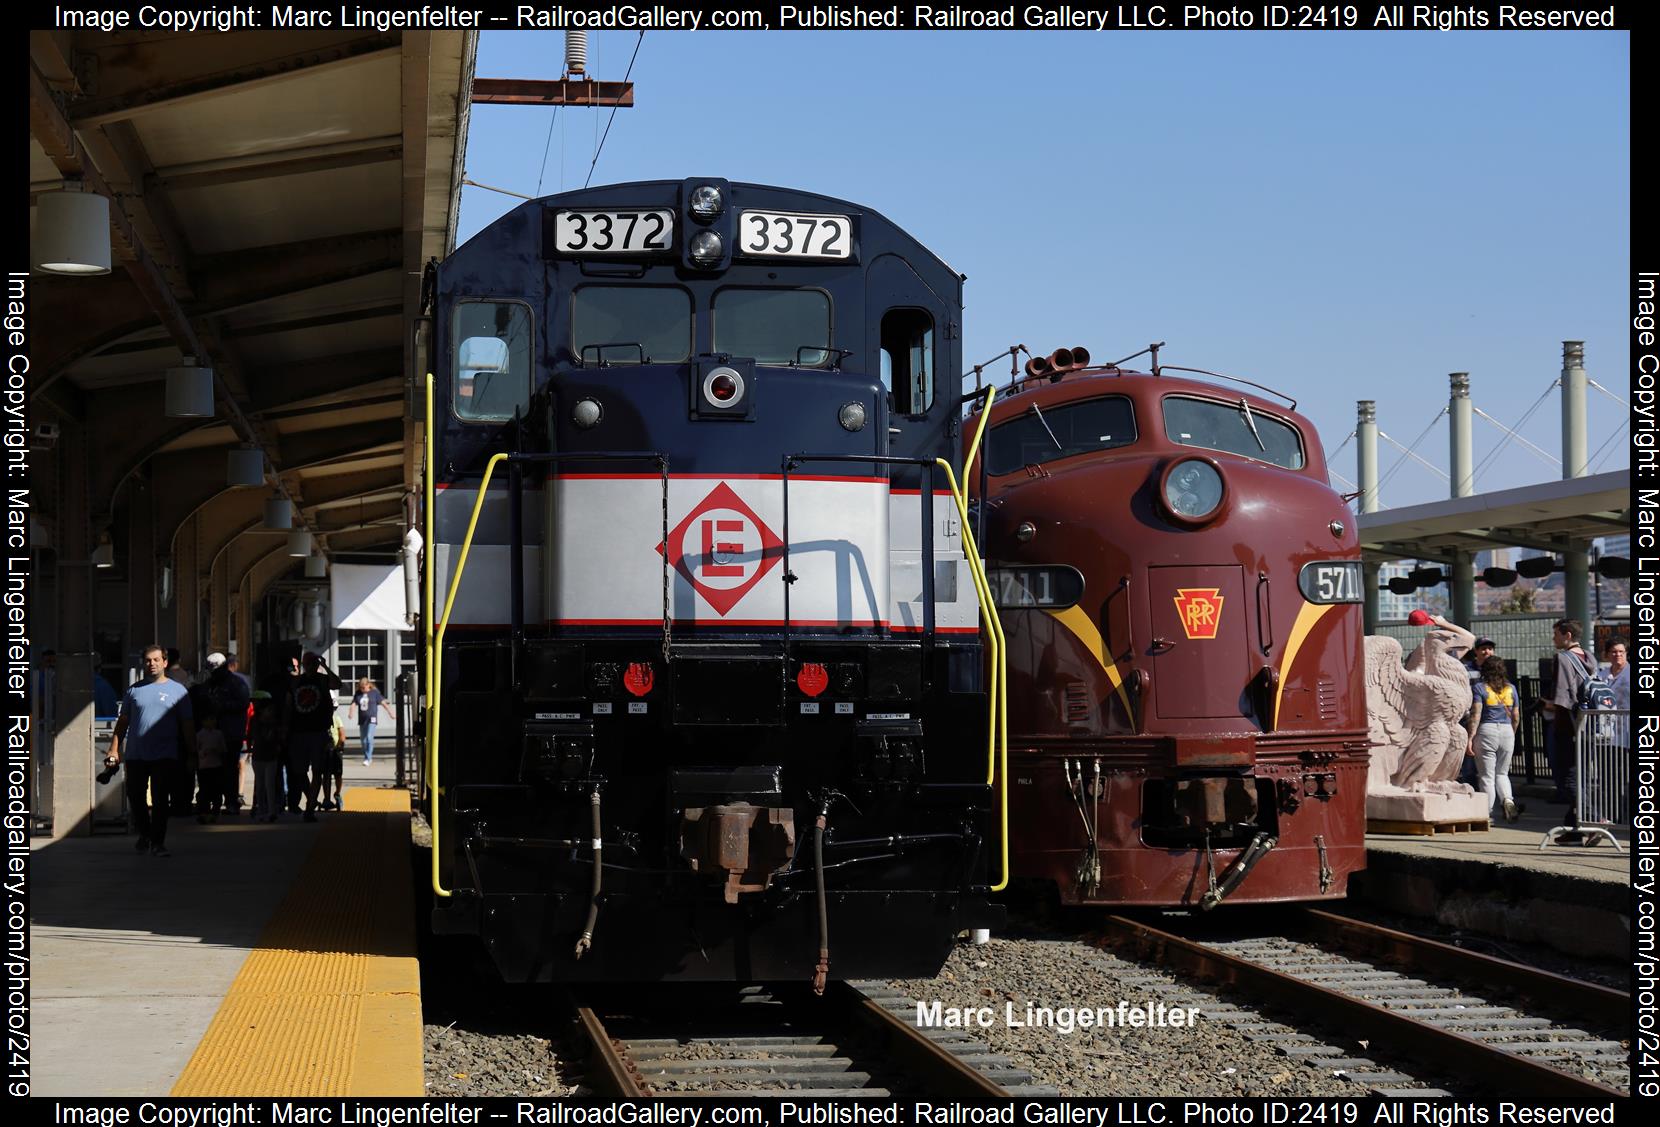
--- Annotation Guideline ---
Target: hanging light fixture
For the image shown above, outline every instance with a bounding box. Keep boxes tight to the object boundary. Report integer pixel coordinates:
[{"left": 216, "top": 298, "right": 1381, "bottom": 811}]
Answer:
[
  {"left": 263, "top": 498, "right": 292, "bottom": 529},
  {"left": 227, "top": 446, "right": 264, "bottom": 487},
  {"left": 287, "top": 530, "right": 313, "bottom": 557},
  {"left": 164, "top": 356, "right": 216, "bottom": 418},
  {"left": 304, "top": 554, "right": 328, "bottom": 579},
  {"left": 305, "top": 601, "right": 324, "bottom": 639},
  {"left": 291, "top": 601, "right": 306, "bottom": 636},
  {"left": 33, "top": 182, "right": 112, "bottom": 275},
  {"left": 90, "top": 531, "right": 114, "bottom": 569}
]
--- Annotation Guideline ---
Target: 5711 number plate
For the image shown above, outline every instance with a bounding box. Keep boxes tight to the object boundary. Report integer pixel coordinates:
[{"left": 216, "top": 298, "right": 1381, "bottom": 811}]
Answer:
[
  {"left": 553, "top": 209, "right": 673, "bottom": 254},
  {"left": 739, "top": 210, "right": 852, "bottom": 259},
  {"left": 1298, "top": 560, "right": 1363, "bottom": 604}
]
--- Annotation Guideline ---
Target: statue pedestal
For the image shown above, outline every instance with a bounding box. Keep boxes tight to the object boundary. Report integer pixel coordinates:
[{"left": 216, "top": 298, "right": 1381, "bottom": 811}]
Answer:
[{"left": 1367, "top": 789, "right": 1490, "bottom": 833}]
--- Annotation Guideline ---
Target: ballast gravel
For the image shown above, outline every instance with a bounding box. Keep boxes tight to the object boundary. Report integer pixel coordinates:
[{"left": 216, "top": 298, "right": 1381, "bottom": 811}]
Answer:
[{"left": 884, "top": 937, "right": 1379, "bottom": 1098}]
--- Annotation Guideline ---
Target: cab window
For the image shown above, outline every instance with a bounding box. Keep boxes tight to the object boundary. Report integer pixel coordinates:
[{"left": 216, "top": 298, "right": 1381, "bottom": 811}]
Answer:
[
  {"left": 713, "top": 288, "right": 831, "bottom": 366},
  {"left": 1163, "top": 395, "right": 1304, "bottom": 469},
  {"left": 571, "top": 285, "right": 692, "bottom": 365},
  {"left": 880, "top": 308, "right": 933, "bottom": 414},
  {"left": 453, "top": 301, "right": 532, "bottom": 421},
  {"left": 986, "top": 395, "right": 1136, "bottom": 476}
]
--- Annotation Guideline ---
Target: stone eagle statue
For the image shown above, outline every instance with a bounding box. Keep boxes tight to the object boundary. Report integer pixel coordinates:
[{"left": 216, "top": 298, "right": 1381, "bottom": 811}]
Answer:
[{"left": 1364, "top": 615, "right": 1479, "bottom": 796}]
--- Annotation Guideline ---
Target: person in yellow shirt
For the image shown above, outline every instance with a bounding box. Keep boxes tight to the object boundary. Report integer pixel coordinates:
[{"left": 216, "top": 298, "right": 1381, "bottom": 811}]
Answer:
[{"left": 1465, "top": 656, "right": 1521, "bottom": 822}]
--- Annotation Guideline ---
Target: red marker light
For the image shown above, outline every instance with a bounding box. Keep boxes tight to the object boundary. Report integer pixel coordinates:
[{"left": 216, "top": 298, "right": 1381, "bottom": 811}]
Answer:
[
  {"left": 796, "top": 662, "right": 829, "bottom": 698},
  {"left": 710, "top": 373, "right": 738, "bottom": 402},
  {"left": 624, "top": 662, "right": 654, "bottom": 696}
]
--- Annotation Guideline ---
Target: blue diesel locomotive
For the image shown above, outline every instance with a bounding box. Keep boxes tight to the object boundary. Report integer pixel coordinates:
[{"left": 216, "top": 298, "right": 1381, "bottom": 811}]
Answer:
[{"left": 420, "top": 178, "right": 1005, "bottom": 984}]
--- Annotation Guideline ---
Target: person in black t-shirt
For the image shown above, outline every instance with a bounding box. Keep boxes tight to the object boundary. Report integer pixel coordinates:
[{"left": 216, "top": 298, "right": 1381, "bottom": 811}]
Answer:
[{"left": 281, "top": 651, "right": 342, "bottom": 822}]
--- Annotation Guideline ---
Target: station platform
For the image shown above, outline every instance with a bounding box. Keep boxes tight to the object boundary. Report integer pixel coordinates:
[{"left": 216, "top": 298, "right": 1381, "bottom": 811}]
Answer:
[
  {"left": 31, "top": 752, "right": 424, "bottom": 1097},
  {"left": 1350, "top": 799, "right": 1630, "bottom": 962}
]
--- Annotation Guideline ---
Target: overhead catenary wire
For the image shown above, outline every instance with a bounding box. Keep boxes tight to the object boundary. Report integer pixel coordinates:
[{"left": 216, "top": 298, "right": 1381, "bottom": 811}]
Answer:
[
  {"left": 583, "top": 32, "right": 644, "bottom": 189},
  {"left": 535, "top": 106, "right": 561, "bottom": 197},
  {"left": 1590, "top": 419, "right": 1631, "bottom": 472}
]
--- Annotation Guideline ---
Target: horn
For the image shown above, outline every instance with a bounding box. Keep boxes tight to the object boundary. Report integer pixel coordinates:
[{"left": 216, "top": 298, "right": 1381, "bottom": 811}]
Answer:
[
  {"left": 1070, "top": 346, "right": 1090, "bottom": 368},
  {"left": 1024, "top": 355, "right": 1053, "bottom": 379},
  {"left": 1049, "top": 347, "right": 1075, "bottom": 371}
]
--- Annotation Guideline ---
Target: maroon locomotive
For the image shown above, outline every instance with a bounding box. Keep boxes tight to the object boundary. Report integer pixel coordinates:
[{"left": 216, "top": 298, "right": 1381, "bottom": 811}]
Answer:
[{"left": 970, "top": 346, "right": 1367, "bottom": 908}]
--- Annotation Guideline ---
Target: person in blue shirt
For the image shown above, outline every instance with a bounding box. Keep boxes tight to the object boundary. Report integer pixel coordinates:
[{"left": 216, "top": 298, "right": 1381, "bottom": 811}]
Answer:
[{"left": 108, "top": 645, "right": 196, "bottom": 857}]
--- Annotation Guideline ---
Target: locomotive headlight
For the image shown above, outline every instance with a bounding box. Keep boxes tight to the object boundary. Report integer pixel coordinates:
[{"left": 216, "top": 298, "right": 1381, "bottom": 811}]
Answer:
[
  {"left": 688, "top": 184, "right": 724, "bottom": 221},
  {"left": 838, "top": 402, "right": 867, "bottom": 431},
  {"left": 572, "top": 397, "right": 603, "bottom": 429},
  {"left": 688, "top": 230, "right": 724, "bottom": 268},
  {"left": 1160, "top": 457, "right": 1225, "bottom": 524}
]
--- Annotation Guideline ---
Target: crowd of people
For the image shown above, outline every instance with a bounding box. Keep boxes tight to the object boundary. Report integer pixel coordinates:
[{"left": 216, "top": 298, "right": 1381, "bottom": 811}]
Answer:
[{"left": 106, "top": 646, "right": 395, "bottom": 856}]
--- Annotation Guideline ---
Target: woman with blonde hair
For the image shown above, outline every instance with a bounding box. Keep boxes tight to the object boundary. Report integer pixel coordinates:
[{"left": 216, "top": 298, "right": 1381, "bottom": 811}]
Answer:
[
  {"left": 353, "top": 676, "right": 394, "bottom": 765},
  {"left": 1466, "top": 656, "right": 1521, "bottom": 822}
]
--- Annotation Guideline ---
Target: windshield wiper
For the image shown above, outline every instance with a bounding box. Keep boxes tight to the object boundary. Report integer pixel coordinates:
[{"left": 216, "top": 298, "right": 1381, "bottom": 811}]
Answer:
[
  {"left": 1239, "top": 397, "right": 1266, "bottom": 452},
  {"left": 1030, "top": 402, "right": 1064, "bottom": 452}
]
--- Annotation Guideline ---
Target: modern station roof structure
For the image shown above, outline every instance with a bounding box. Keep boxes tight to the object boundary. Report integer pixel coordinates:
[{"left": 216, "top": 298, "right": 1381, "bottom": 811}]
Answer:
[
  {"left": 28, "top": 28, "right": 475, "bottom": 657},
  {"left": 1356, "top": 469, "right": 1631, "bottom": 564}
]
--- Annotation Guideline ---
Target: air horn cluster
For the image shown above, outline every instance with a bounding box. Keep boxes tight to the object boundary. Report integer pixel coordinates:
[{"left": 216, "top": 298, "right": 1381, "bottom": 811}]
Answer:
[{"left": 1024, "top": 346, "right": 1091, "bottom": 381}]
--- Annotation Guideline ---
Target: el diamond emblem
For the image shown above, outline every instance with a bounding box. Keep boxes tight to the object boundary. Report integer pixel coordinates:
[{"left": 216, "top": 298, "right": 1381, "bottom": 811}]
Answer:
[{"left": 657, "top": 482, "right": 785, "bottom": 616}]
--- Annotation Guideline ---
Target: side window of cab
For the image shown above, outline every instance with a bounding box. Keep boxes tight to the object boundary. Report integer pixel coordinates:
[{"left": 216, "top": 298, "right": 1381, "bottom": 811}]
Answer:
[
  {"left": 453, "top": 301, "right": 532, "bottom": 421},
  {"left": 879, "top": 308, "right": 934, "bottom": 415}
]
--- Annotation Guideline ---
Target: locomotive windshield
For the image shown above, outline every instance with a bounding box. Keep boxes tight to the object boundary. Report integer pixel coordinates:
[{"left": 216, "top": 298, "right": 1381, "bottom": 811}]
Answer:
[
  {"left": 1163, "top": 395, "right": 1304, "bottom": 469},
  {"left": 712, "top": 288, "right": 832, "bottom": 366},
  {"left": 985, "top": 395, "right": 1137, "bottom": 475},
  {"left": 570, "top": 286, "right": 692, "bottom": 365},
  {"left": 453, "top": 301, "right": 533, "bottom": 421}
]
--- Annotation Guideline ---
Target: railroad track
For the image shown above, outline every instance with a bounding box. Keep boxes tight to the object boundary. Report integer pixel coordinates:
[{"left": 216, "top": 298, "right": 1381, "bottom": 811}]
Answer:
[
  {"left": 569, "top": 982, "right": 1052, "bottom": 1097},
  {"left": 1096, "top": 908, "right": 1628, "bottom": 1100}
]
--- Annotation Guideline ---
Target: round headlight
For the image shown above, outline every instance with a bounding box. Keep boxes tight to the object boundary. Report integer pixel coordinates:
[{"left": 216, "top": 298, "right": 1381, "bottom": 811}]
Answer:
[
  {"left": 688, "top": 230, "right": 724, "bottom": 269},
  {"left": 1161, "top": 458, "right": 1225, "bottom": 524},
  {"left": 572, "top": 398, "right": 603, "bottom": 429},
  {"left": 689, "top": 184, "right": 724, "bottom": 221},
  {"left": 838, "top": 402, "right": 867, "bottom": 431}
]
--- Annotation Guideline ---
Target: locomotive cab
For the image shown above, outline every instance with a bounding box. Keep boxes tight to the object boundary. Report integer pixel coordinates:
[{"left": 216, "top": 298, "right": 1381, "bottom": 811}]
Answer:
[{"left": 971, "top": 353, "right": 1368, "bottom": 908}]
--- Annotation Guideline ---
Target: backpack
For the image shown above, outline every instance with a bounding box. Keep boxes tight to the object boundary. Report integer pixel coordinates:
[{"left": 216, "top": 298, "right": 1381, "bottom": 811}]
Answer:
[{"left": 1569, "top": 652, "right": 1615, "bottom": 713}]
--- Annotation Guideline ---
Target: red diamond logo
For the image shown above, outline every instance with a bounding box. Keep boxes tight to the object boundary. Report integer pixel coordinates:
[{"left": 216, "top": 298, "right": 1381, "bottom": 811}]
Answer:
[{"left": 657, "top": 482, "right": 785, "bottom": 616}]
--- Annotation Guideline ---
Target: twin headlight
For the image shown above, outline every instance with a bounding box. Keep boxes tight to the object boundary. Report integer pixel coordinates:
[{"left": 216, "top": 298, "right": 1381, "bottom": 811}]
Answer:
[{"left": 1160, "top": 457, "right": 1225, "bottom": 524}]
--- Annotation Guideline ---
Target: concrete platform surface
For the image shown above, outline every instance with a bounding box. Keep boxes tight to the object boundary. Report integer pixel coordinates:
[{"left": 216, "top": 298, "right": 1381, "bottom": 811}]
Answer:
[
  {"left": 31, "top": 750, "right": 414, "bottom": 1097},
  {"left": 1353, "top": 802, "right": 1631, "bottom": 962}
]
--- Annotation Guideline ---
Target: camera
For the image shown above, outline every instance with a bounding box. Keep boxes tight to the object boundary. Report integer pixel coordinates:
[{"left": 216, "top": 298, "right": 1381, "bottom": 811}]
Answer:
[{"left": 96, "top": 755, "right": 120, "bottom": 786}]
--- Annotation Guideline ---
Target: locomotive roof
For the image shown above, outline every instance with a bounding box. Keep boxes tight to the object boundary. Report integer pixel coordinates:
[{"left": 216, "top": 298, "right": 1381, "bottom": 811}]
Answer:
[
  {"left": 457, "top": 178, "right": 961, "bottom": 285},
  {"left": 984, "top": 365, "right": 1310, "bottom": 425}
]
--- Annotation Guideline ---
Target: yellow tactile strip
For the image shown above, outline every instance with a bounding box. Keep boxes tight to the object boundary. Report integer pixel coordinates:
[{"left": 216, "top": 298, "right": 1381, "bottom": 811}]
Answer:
[{"left": 172, "top": 787, "right": 425, "bottom": 1096}]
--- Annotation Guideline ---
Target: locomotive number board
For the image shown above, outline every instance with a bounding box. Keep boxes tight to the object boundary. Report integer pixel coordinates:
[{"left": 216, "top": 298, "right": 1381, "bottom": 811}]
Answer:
[
  {"left": 988, "top": 566, "right": 1084, "bottom": 609},
  {"left": 739, "top": 210, "right": 853, "bottom": 259},
  {"left": 552, "top": 209, "right": 674, "bottom": 254},
  {"left": 1298, "top": 560, "right": 1364, "bottom": 604}
]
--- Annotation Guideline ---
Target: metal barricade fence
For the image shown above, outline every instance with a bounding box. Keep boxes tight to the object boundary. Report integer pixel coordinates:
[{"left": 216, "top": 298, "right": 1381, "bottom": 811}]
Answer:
[{"left": 1539, "top": 708, "right": 1628, "bottom": 850}]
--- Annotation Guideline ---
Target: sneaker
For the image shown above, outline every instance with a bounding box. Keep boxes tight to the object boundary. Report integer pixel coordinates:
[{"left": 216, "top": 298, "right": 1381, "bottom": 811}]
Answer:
[
  {"left": 304, "top": 811, "right": 318, "bottom": 823},
  {"left": 1556, "top": 831, "right": 1585, "bottom": 845},
  {"left": 363, "top": 759, "right": 372, "bottom": 766},
  {"left": 135, "top": 836, "right": 151, "bottom": 853},
  {"left": 151, "top": 844, "right": 170, "bottom": 857},
  {"left": 1502, "top": 799, "right": 1518, "bottom": 822}
]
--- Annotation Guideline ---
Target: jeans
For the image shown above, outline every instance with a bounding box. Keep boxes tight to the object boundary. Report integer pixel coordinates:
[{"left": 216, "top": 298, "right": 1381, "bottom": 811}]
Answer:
[
  {"left": 1475, "top": 724, "right": 1515, "bottom": 815},
  {"left": 124, "top": 758, "right": 176, "bottom": 846},
  {"left": 360, "top": 721, "right": 377, "bottom": 763}
]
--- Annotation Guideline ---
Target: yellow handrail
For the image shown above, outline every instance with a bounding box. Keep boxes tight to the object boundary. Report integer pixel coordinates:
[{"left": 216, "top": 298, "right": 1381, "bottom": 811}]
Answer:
[
  {"left": 424, "top": 374, "right": 445, "bottom": 897},
  {"left": 934, "top": 457, "right": 1009, "bottom": 893}
]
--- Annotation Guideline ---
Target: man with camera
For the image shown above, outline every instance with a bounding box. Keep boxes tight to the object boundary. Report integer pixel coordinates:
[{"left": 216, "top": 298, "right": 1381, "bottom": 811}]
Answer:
[{"left": 106, "top": 645, "right": 196, "bottom": 857}]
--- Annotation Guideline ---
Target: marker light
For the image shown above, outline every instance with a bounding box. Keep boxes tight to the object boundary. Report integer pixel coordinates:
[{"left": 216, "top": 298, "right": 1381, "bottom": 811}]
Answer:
[
  {"left": 702, "top": 366, "right": 744, "bottom": 407},
  {"left": 624, "top": 662, "right": 654, "bottom": 697},
  {"left": 711, "top": 373, "right": 737, "bottom": 401},
  {"left": 797, "top": 662, "right": 829, "bottom": 698},
  {"left": 839, "top": 402, "right": 867, "bottom": 431},
  {"left": 572, "top": 398, "right": 603, "bottom": 428}
]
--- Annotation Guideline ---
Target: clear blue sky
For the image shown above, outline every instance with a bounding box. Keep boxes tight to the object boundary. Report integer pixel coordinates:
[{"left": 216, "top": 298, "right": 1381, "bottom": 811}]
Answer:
[{"left": 458, "top": 30, "right": 1631, "bottom": 512}]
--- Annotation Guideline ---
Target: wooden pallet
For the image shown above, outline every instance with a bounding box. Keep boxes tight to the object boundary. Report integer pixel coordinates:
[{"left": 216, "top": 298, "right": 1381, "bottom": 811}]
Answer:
[{"left": 1367, "top": 818, "right": 1490, "bottom": 836}]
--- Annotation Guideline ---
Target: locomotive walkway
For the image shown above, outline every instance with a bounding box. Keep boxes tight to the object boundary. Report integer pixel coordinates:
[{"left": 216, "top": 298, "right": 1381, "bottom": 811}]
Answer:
[{"left": 30, "top": 759, "right": 423, "bottom": 1097}]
